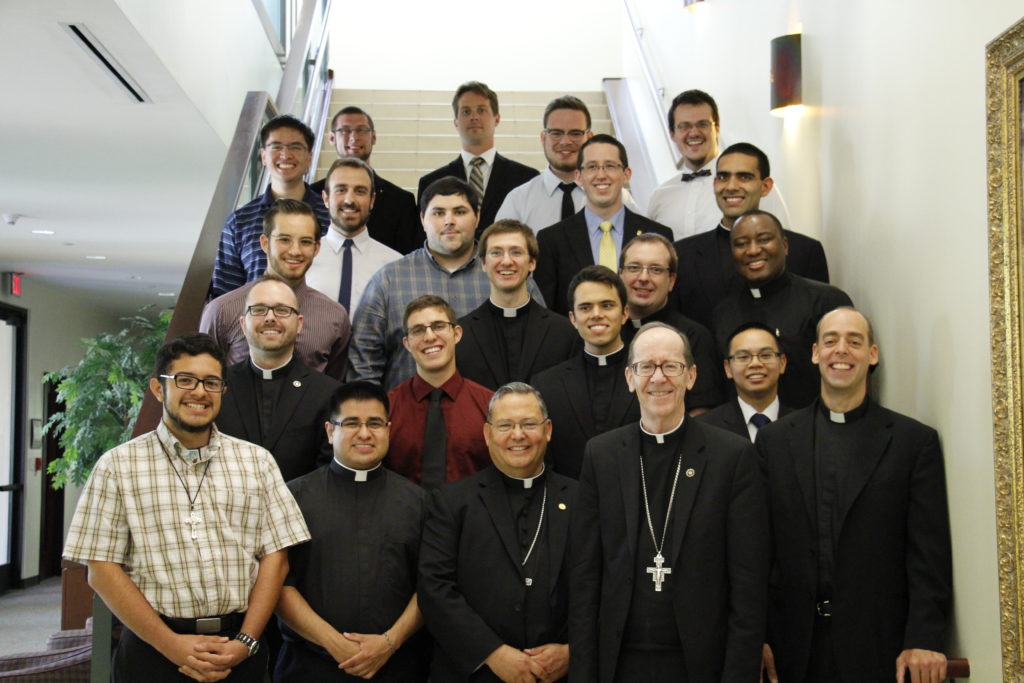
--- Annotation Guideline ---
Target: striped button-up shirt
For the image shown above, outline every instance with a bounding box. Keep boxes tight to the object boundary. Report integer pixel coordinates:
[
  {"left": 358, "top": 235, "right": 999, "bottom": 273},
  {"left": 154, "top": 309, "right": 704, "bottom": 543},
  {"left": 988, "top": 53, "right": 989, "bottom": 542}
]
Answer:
[{"left": 63, "top": 422, "right": 310, "bottom": 619}]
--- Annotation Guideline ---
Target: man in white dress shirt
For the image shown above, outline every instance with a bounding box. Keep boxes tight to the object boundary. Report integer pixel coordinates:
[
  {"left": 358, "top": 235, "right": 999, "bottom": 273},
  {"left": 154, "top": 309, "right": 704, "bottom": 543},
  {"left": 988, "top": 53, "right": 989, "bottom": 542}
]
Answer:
[{"left": 306, "top": 157, "right": 401, "bottom": 317}]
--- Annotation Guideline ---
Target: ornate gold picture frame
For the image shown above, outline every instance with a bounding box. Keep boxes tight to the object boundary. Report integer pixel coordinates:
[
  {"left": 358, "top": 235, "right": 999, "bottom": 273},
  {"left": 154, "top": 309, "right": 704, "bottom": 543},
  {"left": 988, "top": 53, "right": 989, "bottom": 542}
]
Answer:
[{"left": 988, "top": 16, "right": 1024, "bottom": 680}]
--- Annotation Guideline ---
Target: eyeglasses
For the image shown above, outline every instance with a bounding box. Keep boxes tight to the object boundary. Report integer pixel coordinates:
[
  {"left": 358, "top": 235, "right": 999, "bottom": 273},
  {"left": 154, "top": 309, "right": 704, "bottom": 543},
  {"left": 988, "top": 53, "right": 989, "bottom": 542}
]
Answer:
[
  {"left": 486, "top": 248, "right": 529, "bottom": 260},
  {"left": 580, "top": 162, "right": 625, "bottom": 174},
  {"left": 333, "top": 126, "right": 373, "bottom": 137},
  {"left": 246, "top": 304, "right": 300, "bottom": 318},
  {"left": 405, "top": 321, "right": 455, "bottom": 339},
  {"left": 674, "top": 120, "right": 714, "bottom": 132},
  {"left": 264, "top": 142, "right": 309, "bottom": 154},
  {"left": 728, "top": 351, "right": 782, "bottom": 364},
  {"left": 487, "top": 420, "right": 548, "bottom": 434},
  {"left": 629, "top": 361, "right": 688, "bottom": 377},
  {"left": 545, "top": 128, "right": 589, "bottom": 141},
  {"left": 331, "top": 418, "right": 389, "bottom": 431},
  {"left": 622, "top": 264, "right": 671, "bottom": 277},
  {"left": 159, "top": 373, "right": 227, "bottom": 393}
]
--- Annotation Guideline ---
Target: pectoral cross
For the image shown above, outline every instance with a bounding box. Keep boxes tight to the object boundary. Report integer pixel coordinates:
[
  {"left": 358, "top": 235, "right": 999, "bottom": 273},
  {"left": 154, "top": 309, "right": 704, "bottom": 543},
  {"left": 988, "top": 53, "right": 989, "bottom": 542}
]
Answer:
[
  {"left": 646, "top": 552, "right": 671, "bottom": 592},
  {"left": 185, "top": 511, "right": 202, "bottom": 540}
]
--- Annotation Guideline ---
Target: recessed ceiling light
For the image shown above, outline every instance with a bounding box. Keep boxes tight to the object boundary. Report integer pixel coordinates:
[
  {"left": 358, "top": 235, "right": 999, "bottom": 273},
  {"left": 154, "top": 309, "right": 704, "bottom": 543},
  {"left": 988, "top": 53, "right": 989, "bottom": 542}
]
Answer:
[
  {"left": 85, "top": 255, "right": 107, "bottom": 260},
  {"left": 31, "top": 229, "right": 55, "bottom": 235},
  {"left": 157, "top": 292, "right": 176, "bottom": 297}
]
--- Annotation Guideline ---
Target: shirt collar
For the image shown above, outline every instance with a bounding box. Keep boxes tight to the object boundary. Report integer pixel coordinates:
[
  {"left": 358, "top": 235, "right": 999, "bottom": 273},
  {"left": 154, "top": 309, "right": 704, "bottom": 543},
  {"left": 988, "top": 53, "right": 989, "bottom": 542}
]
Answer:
[
  {"left": 498, "top": 464, "right": 547, "bottom": 489},
  {"left": 583, "top": 343, "right": 626, "bottom": 367},
  {"left": 461, "top": 147, "right": 497, "bottom": 168},
  {"left": 737, "top": 395, "right": 780, "bottom": 424},
  {"left": 410, "top": 371, "right": 464, "bottom": 403},
  {"left": 329, "top": 457, "right": 384, "bottom": 482},
  {"left": 487, "top": 298, "right": 530, "bottom": 318},
  {"left": 680, "top": 155, "right": 717, "bottom": 177},
  {"left": 156, "top": 421, "right": 218, "bottom": 465},
  {"left": 584, "top": 206, "right": 625, "bottom": 234},
  {"left": 816, "top": 395, "right": 871, "bottom": 424},
  {"left": 324, "top": 225, "right": 371, "bottom": 254},
  {"left": 422, "top": 246, "right": 479, "bottom": 275},
  {"left": 249, "top": 354, "right": 294, "bottom": 380},
  {"left": 639, "top": 414, "right": 687, "bottom": 444},
  {"left": 541, "top": 166, "right": 577, "bottom": 196},
  {"left": 747, "top": 271, "right": 791, "bottom": 299}
]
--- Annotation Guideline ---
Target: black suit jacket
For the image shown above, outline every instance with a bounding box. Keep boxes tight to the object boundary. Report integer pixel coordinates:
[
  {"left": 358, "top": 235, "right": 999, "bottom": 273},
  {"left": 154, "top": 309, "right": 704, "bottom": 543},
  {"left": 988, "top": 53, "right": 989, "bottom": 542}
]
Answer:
[
  {"left": 456, "top": 300, "right": 577, "bottom": 390},
  {"left": 417, "top": 154, "right": 539, "bottom": 237},
  {"left": 215, "top": 358, "right": 340, "bottom": 482},
  {"left": 697, "top": 398, "right": 794, "bottom": 441},
  {"left": 312, "top": 170, "right": 421, "bottom": 254},
  {"left": 568, "top": 420, "right": 770, "bottom": 683},
  {"left": 535, "top": 208, "right": 674, "bottom": 316},
  {"left": 756, "top": 400, "right": 952, "bottom": 681},
  {"left": 530, "top": 354, "right": 640, "bottom": 480},
  {"left": 673, "top": 225, "right": 830, "bottom": 329},
  {"left": 419, "top": 466, "right": 576, "bottom": 681}
]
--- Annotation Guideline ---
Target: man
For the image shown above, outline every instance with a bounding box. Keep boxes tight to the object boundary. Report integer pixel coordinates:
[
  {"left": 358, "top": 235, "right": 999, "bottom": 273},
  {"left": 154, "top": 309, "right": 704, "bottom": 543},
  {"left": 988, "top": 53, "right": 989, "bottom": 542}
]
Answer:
[
  {"left": 456, "top": 219, "right": 577, "bottom": 390},
  {"left": 531, "top": 266, "right": 640, "bottom": 480},
  {"left": 758, "top": 308, "right": 952, "bottom": 683},
  {"left": 310, "top": 106, "right": 421, "bottom": 254},
  {"left": 618, "top": 232, "right": 723, "bottom": 413},
  {"left": 698, "top": 322, "right": 791, "bottom": 441},
  {"left": 215, "top": 275, "right": 341, "bottom": 482},
  {"left": 63, "top": 333, "right": 310, "bottom": 682},
  {"left": 419, "top": 383, "right": 575, "bottom": 682},
  {"left": 569, "top": 323, "right": 769, "bottom": 682},
  {"left": 674, "top": 142, "right": 829, "bottom": 329},
  {"left": 200, "top": 198, "right": 351, "bottom": 380},
  {"left": 417, "top": 81, "right": 539, "bottom": 236},
  {"left": 306, "top": 157, "right": 402, "bottom": 316},
  {"left": 387, "top": 295, "right": 493, "bottom": 489},
  {"left": 535, "top": 134, "right": 673, "bottom": 316},
  {"left": 212, "top": 115, "right": 330, "bottom": 297},
  {"left": 276, "top": 381, "right": 427, "bottom": 681},
  {"left": 348, "top": 176, "right": 542, "bottom": 390},
  {"left": 647, "top": 90, "right": 791, "bottom": 241},
  {"left": 711, "top": 210, "right": 852, "bottom": 408}
]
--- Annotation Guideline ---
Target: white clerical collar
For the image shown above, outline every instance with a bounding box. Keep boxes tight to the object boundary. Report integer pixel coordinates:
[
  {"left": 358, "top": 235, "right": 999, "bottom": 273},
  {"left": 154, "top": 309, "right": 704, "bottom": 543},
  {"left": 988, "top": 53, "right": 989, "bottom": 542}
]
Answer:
[
  {"left": 749, "top": 287, "right": 762, "bottom": 299},
  {"left": 585, "top": 345, "right": 624, "bottom": 367},
  {"left": 640, "top": 414, "right": 686, "bottom": 444},
  {"left": 332, "top": 458, "right": 382, "bottom": 482},
  {"left": 630, "top": 318, "right": 643, "bottom": 329},
  {"left": 251, "top": 355, "right": 293, "bottom": 380},
  {"left": 737, "top": 395, "right": 780, "bottom": 424},
  {"left": 504, "top": 464, "right": 545, "bottom": 489},
  {"left": 490, "top": 297, "right": 530, "bottom": 318}
]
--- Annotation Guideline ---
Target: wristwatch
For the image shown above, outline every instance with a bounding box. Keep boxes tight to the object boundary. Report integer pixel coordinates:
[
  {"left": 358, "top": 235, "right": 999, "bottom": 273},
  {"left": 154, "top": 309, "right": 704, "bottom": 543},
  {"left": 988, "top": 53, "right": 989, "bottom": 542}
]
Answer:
[{"left": 233, "top": 632, "right": 260, "bottom": 658}]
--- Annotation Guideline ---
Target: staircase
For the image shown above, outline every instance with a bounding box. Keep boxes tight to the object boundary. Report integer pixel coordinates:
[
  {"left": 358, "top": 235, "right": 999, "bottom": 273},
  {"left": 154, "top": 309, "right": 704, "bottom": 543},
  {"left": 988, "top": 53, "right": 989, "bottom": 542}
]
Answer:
[{"left": 316, "top": 89, "right": 614, "bottom": 194}]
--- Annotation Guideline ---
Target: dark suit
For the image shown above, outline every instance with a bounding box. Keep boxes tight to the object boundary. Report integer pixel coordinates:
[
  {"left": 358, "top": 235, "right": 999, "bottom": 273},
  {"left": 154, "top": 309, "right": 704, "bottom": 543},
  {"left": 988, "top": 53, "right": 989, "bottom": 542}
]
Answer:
[
  {"left": 456, "top": 300, "right": 577, "bottom": 390},
  {"left": 530, "top": 354, "right": 640, "bottom": 480},
  {"left": 215, "top": 358, "right": 340, "bottom": 482},
  {"left": 674, "top": 225, "right": 830, "bottom": 329},
  {"left": 417, "top": 154, "right": 539, "bottom": 237},
  {"left": 312, "top": 170, "right": 421, "bottom": 254},
  {"left": 756, "top": 400, "right": 952, "bottom": 682},
  {"left": 535, "top": 208, "right": 674, "bottom": 316},
  {"left": 419, "top": 466, "right": 576, "bottom": 681},
  {"left": 697, "top": 398, "right": 793, "bottom": 441}
]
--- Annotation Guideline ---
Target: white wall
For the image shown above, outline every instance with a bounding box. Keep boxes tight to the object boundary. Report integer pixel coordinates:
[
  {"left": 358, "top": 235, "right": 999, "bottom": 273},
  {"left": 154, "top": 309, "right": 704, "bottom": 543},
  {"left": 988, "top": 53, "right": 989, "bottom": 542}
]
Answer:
[{"left": 627, "top": 0, "right": 1014, "bottom": 678}]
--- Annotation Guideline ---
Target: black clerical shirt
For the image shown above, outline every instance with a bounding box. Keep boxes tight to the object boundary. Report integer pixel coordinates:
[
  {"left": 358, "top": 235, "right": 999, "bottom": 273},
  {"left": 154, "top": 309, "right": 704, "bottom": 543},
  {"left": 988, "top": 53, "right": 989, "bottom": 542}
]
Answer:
[
  {"left": 583, "top": 346, "right": 629, "bottom": 433},
  {"left": 485, "top": 300, "right": 530, "bottom": 384},
  {"left": 250, "top": 357, "right": 293, "bottom": 444}
]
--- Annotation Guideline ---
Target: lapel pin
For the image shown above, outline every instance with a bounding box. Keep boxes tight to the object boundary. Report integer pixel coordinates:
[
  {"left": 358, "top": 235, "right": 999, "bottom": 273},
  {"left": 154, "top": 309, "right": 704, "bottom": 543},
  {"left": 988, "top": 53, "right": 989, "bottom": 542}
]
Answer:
[
  {"left": 558, "top": 502, "right": 567, "bottom": 510},
  {"left": 293, "top": 380, "right": 302, "bottom": 388},
  {"left": 685, "top": 468, "right": 696, "bottom": 478}
]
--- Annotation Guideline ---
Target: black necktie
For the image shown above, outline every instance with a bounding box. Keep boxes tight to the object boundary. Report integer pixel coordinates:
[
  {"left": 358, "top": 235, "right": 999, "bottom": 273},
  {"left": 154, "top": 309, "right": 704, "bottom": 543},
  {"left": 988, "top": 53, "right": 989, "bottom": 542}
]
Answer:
[
  {"left": 421, "top": 388, "right": 447, "bottom": 490},
  {"left": 338, "top": 238, "right": 353, "bottom": 311},
  {"left": 681, "top": 169, "right": 712, "bottom": 182},
  {"left": 558, "top": 182, "right": 577, "bottom": 220},
  {"left": 750, "top": 413, "right": 771, "bottom": 430}
]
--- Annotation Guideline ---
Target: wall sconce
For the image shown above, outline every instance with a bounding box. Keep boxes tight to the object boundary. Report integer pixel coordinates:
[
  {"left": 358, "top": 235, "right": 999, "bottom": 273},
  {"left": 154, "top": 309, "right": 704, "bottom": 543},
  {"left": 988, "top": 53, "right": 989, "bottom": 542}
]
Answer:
[{"left": 770, "top": 33, "right": 802, "bottom": 116}]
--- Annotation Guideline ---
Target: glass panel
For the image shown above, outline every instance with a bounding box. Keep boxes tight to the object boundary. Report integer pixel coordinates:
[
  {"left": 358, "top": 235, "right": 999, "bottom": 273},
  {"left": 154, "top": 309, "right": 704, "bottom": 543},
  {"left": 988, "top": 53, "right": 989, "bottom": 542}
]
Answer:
[
  {"left": 0, "top": 492, "right": 9, "bottom": 565},
  {"left": 259, "top": 0, "right": 286, "bottom": 47},
  {"left": 0, "top": 320, "right": 14, "bottom": 567}
]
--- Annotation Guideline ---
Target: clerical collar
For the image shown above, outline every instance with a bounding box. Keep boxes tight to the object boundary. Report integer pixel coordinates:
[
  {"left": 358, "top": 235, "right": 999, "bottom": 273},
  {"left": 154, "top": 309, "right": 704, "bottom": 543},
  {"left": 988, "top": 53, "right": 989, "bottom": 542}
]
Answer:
[
  {"left": 632, "top": 305, "right": 670, "bottom": 328},
  {"left": 816, "top": 395, "right": 871, "bottom": 424},
  {"left": 249, "top": 355, "right": 295, "bottom": 380},
  {"left": 583, "top": 344, "right": 626, "bottom": 367},
  {"left": 640, "top": 414, "right": 686, "bottom": 444},
  {"left": 487, "top": 298, "right": 530, "bottom": 319},
  {"left": 747, "top": 271, "right": 791, "bottom": 300},
  {"left": 498, "top": 465, "right": 546, "bottom": 489},
  {"left": 329, "top": 457, "right": 384, "bottom": 483}
]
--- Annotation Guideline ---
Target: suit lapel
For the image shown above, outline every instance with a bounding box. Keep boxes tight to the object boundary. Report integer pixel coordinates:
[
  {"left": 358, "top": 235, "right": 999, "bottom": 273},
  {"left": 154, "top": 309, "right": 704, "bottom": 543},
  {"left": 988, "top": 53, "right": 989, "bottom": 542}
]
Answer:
[
  {"left": 607, "top": 363, "right": 637, "bottom": 428},
  {"left": 478, "top": 468, "right": 523, "bottom": 571},
  {"left": 567, "top": 213, "right": 594, "bottom": 271},
  {"left": 726, "top": 401, "right": 749, "bottom": 437},
  {"left": 468, "top": 309, "right": 505, "bottom": 388},
  {"left": 265, "top": 362, "right": 310, "bottom": 451},
  {"left": 693, "top": 232, "right": 726, "bottom": 304},
  {"left": 448, "top": 157, "right": 467, "bottom": 181},
  {"left": 561, "top": 356, "right": 596, "bottom": 437},
  {"left": 482, "top": 154, "right": 506, "bottom": 214},
  {"left": 546, "top": 476, "right": 572, "bottom": 596},
  {"left": 228, "top": 365, "right": 260, "bottom": 442},
  {"left": 835, "top": 406, "right": 892, "bottom": 535},
  {"left": 787, "top": 410, "right": 817, "bottom": 527},
  {"left": 517, "top": 302, "right": 549, "bottom": 379},
  {"left": 617, "top": 428, "right": 641, "bottom": 563},
  {"left": 622, "top": 208, "right": 651, "bottom": 243},
  {"left": 665, "top": 424, "right": 708, "bottom": 568}
]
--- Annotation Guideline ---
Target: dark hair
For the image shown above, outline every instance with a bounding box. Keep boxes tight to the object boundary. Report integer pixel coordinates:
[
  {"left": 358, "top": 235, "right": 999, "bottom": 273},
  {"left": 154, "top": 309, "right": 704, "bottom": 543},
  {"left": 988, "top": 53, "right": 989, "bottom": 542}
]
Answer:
[
  {"left": 734, "top": 209, "right": 784, "bottom": 236},
  {"left": 260, "top": 114, "right": 315, "bottom": 151},
  {"left": 325, "top": 157, "right": 376, "bottom": 195},
  {"left": 331, "top": 106, "right": 375, "bottom": 132},
  {"left": 628, "top": 322, "right": 694, "bottom": 366},
  {"left": 329, "top": 381, "right": 389, "bottom": 420},
  {"left": 577, "top": 133, "right": 628, "bottom": 170},
  {"left": 487, "top": 382, "right": 548, "bottom": 422},
  {"left": 403, "top": 295, "right": 458, "bottom": 330},
  {"left": 244, "top": 273, "right": 299, "bottom": 309},
  {"left": 543, "top": 95, "right": 591, "bottom": 129},
  {"left": 262, "top": 198, "right": 320, "bottom": 241},
  {"left": 726, "top": 321, "right": 782, "bottom": 355},
  {"left": 667, "top": 89, "right": 720, "bottom": 131},
  {"left": 568, "top": 265, "right": 627, "bottom": 311},
  {"left": 155, "top": 333, "right": 226, "bottom": 379},
  {"left": 620, "top": 233, "right": 678, "bottom": 274},
  {"left": 477, "top": 219, "right": 539, "bottom": 262},
  {"left": 719, "top": 142, "right": 770, "bottom": 179},
  {"left": 452, "top": 81, "right": 499, "bottom": 117},
  {"left": 420, "top": 176, "right": 480, "bottom": 215}
]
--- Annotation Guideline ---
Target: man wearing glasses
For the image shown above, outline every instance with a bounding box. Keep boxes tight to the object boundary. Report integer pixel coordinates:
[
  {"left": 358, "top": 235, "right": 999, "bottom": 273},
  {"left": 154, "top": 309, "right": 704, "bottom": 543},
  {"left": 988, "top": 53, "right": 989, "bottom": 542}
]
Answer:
[
  {"left": 276, "top": 381, "right": 428, "bottom": 681},
  {"left": 419, "top": 382, "right": 574, "bottom": 682},
  {"left": 386, "top": 295, "right": 493, "bottom": 489},
  {"left": 64, "top": 333, "right": 310, "bottom": 682},
  {"left": 310, "top": 106, "right": 421, "bottom": 254},
  {"left": 212, "top": 115, "right": 331, "bottom": 297},
  {"left": 569, "top": 322, "right": 769, "bottom": 682},
  {"left": 535, "top": 134, "right": 673, "bottom": 316}
]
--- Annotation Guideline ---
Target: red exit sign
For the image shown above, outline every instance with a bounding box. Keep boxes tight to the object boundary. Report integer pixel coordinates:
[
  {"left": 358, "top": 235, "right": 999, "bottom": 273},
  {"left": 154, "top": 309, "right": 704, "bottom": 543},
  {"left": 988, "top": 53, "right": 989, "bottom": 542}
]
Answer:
[{"left": 4, "top": 272, "right": 21, "bottom": 296}]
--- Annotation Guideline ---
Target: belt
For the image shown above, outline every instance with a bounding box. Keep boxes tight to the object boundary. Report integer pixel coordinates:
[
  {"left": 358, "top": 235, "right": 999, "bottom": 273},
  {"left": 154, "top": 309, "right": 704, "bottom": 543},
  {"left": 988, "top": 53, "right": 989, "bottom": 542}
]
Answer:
[{"left": 161, "top": 612, "right": 245, "bottom": 635}]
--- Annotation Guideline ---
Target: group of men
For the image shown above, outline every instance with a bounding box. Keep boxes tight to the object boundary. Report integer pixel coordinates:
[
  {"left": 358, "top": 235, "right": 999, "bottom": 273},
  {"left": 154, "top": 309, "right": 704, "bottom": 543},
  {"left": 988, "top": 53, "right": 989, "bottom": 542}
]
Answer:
[{"left": 63, "top": 80, "right": 953, "bottom": 683}]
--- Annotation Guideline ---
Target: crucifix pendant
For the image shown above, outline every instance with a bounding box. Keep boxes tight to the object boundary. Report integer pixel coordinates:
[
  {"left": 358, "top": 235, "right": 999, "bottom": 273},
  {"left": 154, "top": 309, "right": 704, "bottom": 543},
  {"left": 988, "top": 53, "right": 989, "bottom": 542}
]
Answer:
[
  {"left": 646, "top": 552, "right": 671, "bottom": 592},
  {"left": 185, "top": 510, "right": 202, "bottom": 540}
]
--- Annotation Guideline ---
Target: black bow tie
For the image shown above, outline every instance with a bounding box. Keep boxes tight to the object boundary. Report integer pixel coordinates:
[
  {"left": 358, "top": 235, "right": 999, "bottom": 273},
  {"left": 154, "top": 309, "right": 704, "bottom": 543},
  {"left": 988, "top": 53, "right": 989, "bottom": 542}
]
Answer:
[{"left": 681, "top": 169, "right": 712, "bottom": 182}]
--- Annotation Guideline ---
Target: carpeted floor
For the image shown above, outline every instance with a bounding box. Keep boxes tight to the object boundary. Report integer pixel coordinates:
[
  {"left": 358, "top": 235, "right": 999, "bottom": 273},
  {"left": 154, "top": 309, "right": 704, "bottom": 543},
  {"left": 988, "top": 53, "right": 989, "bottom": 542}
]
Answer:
[{"left": 0, "top": 576, "right": 63, "bottom": 655}]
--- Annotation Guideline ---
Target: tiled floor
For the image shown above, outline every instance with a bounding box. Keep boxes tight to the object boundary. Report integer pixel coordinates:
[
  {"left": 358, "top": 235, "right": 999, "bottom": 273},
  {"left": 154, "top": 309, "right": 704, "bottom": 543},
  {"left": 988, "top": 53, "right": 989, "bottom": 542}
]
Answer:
[{"left": 0, "top": 576, "right": 63, "bottom": 655}]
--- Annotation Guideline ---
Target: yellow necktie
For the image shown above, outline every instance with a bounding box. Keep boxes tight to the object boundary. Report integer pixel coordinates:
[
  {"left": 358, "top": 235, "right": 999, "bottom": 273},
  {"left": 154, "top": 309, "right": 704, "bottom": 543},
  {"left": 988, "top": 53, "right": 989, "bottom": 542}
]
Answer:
[{"left": 598, "top": 221, "right": 616, "bottom": 270}]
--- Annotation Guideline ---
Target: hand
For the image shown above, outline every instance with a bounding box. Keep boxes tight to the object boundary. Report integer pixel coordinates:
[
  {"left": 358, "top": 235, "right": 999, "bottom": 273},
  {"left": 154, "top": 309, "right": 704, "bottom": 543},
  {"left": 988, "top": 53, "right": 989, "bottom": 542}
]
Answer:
[
  {"left": 761, "top": 643, "right": 778, "bottom": 683},
  {"left": 485, "top": 644, "right": 542, "bottom": 683},
  {"left": 322, "top": 629, "right": 361, "bottom": 666},
  {"left": 186, "top": 638, "right": 249, "bottom": 671},
  {"left": 161, "top": 635, "right": 230, "bottom": 674},
  {"left": 896, "top": 648, "right": 946, "bottom": 683},
  {"left": 524, "top": 643, "right": 569, "bottom": 682},
  {"left": 339, "top": 632, "right": 393, "bottom": 679}
]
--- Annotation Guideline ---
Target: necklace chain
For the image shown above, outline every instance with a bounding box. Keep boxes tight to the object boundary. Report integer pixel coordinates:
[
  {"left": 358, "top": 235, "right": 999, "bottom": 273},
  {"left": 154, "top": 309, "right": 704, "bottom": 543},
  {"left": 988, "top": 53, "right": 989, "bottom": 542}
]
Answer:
[
  {"left": 521, "top": 486, "right": 547, "bottom": 567},
  {"left": 639, "top": 451, "right": 683, "bottom": 555},
  {"left": 156, "top": 434, "right": 211, "bottom": 511}
]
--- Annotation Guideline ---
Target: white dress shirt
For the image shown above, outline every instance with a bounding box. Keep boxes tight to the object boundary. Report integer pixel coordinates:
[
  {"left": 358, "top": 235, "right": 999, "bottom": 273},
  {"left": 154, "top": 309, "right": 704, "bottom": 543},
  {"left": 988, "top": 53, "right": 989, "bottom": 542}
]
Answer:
[
  {"left": 495, "top": 166, "right": 641, "bottom": 232},
  {"left": 305, "top": 226, "right": 402, "bottom": 317},
  {"left": 737, "top": 395, "right": 781, "bottom": 442}
]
